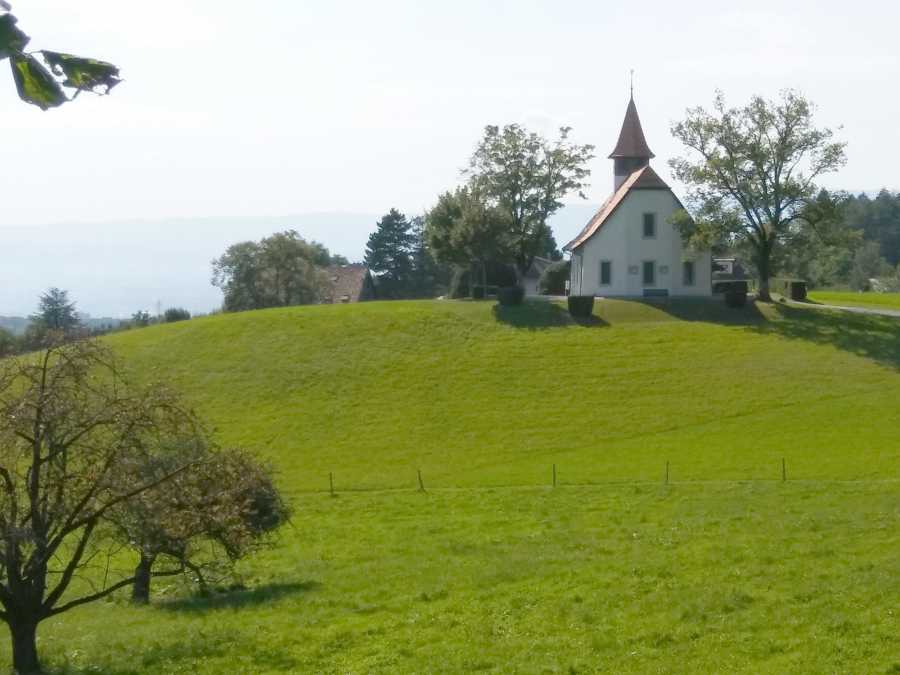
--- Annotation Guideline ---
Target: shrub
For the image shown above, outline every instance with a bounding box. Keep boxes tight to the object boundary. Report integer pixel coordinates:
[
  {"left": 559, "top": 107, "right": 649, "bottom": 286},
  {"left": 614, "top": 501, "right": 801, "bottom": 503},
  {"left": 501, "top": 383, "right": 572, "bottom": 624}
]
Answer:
[
  {"left": 568, "top": 295, "right": 594, "bottom": 317},
  {"left": 471, "top": 285, "right": 486, "bottom": 300},
  {"left": 725, "top": 290, "right": 748, "bottom": 308},
  {"left": 538, "top": 260, "right": 571, "bottom": 295},
  {"left": 164, "top": 307, "right": 192, "bottom": 323},
  {"left": 0, "top": 328, "right": 18, "bottom": 357},
  {"left": 715, "top": 280, "right": 748, "bottom": 295},
  {"left": 131, "top": 310, "right": 152, "bottom": 328},
  {"left": 498, "top": 286, "right": 525, "bottom": 306},
  {"left": 772, "top": 278, "right": 808, "bottom": 301}
]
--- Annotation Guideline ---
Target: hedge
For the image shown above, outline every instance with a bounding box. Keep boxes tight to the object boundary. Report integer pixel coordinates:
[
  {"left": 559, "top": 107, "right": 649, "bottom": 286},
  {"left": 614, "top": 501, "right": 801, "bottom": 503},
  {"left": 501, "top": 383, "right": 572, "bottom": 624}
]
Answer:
[
  {"left": 497, "top": 286, "right": 525, "bottom": 306},
  {"left": 771, "top": 277, "right": 808, "bottom": 301},
  {"left": 568, "top": 295, "right": 594, "bottom": 317}
]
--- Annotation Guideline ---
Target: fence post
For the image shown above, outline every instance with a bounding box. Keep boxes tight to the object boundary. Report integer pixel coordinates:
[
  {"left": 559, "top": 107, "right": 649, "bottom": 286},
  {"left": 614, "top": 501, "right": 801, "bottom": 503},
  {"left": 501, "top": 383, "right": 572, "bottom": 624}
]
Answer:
[
  {"left": 552, "top": 464, "right": 557, "bottom": 488},
  {"left": 417, "top": 468, "right": 426, "bottom": 493},
  {"left": 329, "top": 472, "right": 335, "bottom": 497}
]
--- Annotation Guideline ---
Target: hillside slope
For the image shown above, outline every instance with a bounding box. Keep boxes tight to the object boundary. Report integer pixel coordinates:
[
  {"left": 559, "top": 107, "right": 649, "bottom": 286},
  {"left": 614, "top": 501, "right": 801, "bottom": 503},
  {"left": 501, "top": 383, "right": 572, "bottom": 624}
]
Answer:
[
  {"left": 4, "top": 299, "right": 899, "bottom": 673},
  {"left": 109, "top": 298, "right": 900, "bottom": 489}
]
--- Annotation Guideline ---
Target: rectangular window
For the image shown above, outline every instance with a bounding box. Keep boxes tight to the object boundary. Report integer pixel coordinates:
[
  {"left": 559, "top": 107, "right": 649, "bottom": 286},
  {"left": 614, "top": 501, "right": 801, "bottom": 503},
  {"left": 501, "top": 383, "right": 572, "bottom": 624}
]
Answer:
[
  {"left": 683, "top": 261, "right": 695, "bottom": 286},
  {"left": 600, "top": 261, "right": 612, "bottom": 285},
  {"left": 642, "top": 213, "right": 657, "bottom": 238},
  {"left": 642, "top": 261, "right": 656, "bottom": 286}
]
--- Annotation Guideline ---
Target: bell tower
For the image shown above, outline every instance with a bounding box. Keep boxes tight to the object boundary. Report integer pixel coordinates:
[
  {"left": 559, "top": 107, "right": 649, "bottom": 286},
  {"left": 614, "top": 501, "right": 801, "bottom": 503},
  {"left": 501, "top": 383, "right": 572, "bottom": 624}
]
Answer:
[{"left": 609, "top": 90, "right": 655, "bottom": 190}]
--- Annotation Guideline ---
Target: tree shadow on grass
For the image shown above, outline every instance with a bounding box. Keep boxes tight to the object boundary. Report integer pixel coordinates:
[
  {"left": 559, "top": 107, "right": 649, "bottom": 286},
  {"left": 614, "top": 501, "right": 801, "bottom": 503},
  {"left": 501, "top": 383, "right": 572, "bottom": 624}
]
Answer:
[
  {"left": 749, "top": 303, "right": 900, "bottom": 371},
  {"left": 638, "top": 298, "right": 770, "bottom": 325},
  {"left": 653, "top": 298, "right": 900, "bottom": 370},
  {"left": 158, "top": 580, "right": 320, "bottom": 613},
  {"left": 46, "top": 628, "right": 301, "bottom": 675},
  {"left": 40, "top": 586, "right": 316, "bottom": 674},
  {"left": 492, "top": 301, "right": 608, "bottom": 330}
]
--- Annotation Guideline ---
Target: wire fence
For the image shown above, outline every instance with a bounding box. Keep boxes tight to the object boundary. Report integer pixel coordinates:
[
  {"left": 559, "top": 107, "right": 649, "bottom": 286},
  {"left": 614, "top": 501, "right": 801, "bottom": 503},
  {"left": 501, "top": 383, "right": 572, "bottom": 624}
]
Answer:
[{"left": 306, "top": 460, "right": 900, "bottom": 498}]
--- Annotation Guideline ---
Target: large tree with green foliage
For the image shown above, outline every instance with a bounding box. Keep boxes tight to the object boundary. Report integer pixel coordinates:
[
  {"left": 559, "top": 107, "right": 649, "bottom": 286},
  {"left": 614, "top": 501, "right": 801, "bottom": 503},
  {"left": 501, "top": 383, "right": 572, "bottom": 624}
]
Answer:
[
  {"left": 670, "top": 90, "right": 847, "bottom": 301},
  {"left": 211, "top": 231, "right": 341, "bottom": 311},
  {"left": 0, "top": 3, "right": 120, "bottom": 110},
  {"left": 466, "top": 124, "right": 594, "bottom": 277},
  {"left": 425, "top": 187, "right": 513, "bottom": 292},
  {"left": 364, "top": 209, "right": 416, "bottom": 298}
]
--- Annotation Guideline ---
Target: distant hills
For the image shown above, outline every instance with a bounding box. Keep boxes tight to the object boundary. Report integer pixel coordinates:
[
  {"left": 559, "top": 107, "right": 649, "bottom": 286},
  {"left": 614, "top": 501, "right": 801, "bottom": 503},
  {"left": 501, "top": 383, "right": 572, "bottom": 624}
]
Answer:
[{"left": 0, "top": 206, "right": 600, "bottom": 318}]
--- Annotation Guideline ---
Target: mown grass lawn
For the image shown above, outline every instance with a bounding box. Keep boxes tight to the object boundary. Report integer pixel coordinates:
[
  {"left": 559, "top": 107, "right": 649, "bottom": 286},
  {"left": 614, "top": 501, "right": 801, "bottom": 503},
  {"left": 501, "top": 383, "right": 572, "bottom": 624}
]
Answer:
[
  {"left": 26, "top": 483, "right": 900, "bottom": 674},
  {"left": 4, "top": 299, "right": 899, "bottom": 673},
  {"left": 809, "top": 291, "right": 900, "bottom": 311}
]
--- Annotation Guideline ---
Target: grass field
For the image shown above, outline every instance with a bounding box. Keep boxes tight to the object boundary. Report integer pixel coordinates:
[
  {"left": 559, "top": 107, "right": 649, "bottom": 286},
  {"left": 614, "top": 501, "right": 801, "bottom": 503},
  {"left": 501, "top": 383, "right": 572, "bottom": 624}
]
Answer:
[
  {"left": 809, "top": 291, "right": 900, "bottom": 311},
  {"left": 4, "top": 299, "right": 899, "bottom": 673}
]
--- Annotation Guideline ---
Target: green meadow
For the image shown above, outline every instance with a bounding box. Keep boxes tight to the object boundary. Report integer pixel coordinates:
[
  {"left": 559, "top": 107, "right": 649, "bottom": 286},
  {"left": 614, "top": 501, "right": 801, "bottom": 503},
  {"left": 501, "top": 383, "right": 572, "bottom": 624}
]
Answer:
[
  {"left": 5, "top": 299, "right": 899, "bottom": 673},
  {"left": 809, "top": 291, "right": 900, "bottom": 311}
]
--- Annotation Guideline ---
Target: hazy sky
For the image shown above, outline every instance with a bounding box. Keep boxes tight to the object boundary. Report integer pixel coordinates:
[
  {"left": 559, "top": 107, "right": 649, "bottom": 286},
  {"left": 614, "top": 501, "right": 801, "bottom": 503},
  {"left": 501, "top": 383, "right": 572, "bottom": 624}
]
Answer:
[{"left": 2, "top": 0, "right": 899, "bottom": 314}]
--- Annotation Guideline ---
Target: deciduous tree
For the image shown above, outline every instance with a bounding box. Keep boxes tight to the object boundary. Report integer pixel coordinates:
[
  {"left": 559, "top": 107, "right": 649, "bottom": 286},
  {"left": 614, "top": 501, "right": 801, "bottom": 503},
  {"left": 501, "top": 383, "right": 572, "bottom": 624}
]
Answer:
[
  {"left": 426, "top": 187, "right": 513, "bottom": 293},
  {"left": 211, "top": 231, "right": 335, "bottom": 311},
  {"left": 466, "top": 124, "right": 594, "bottom": 277},
  {"left": 0, "top": 340, "right": 204, "bottom": 674},
  {"left": 670, "top": 90, "right": 847, "bottom": 300},
  {"left": 108, "top": 445, "right": 291, "bottom": 603}
]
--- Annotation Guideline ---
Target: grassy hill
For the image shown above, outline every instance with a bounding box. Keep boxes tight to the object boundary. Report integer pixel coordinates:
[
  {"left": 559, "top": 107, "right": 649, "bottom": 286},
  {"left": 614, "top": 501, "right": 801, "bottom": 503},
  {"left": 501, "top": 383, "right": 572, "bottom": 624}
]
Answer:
[
  {"left": 809, "top": 290, "right": 900, "bottom": 311},
  {"left": 6, "top": 299, "right": 899, "bottom": 673}
]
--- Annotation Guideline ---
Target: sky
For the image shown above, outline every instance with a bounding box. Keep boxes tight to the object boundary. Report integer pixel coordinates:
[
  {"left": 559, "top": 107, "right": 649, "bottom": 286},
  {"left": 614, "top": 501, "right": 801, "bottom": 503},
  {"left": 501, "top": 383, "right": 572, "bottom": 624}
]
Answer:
[{"left": 2, "top": 0, "right": 899, "bottom": 315}]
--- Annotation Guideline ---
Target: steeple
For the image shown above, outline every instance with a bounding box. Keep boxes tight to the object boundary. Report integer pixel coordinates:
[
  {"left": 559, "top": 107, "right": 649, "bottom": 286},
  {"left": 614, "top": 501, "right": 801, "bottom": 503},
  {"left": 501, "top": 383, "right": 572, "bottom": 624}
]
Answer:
[{"left": 609, "top": 95, "right": 655, "bottom": 189}]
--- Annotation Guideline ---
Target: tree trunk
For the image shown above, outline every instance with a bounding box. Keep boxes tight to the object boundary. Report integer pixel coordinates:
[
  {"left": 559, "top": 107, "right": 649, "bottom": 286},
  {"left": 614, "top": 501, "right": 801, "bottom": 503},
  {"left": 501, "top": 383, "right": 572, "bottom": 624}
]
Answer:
[
  {"left": 755, "top": 238, "right": 773, "bottom": 302},
  {"left": 131, "top": 553, "right": 155, "bottom": 604},
  {"left": 10, "top": 618, "right": 40, "bottom": 674}
]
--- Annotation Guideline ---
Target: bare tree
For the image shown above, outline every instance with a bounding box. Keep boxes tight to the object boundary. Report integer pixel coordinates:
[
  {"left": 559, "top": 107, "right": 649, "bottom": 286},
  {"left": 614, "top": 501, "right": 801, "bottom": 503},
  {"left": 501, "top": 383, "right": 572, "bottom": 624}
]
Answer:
[{"left": 0, "top": 340, "right": 203, "bottom": 674}]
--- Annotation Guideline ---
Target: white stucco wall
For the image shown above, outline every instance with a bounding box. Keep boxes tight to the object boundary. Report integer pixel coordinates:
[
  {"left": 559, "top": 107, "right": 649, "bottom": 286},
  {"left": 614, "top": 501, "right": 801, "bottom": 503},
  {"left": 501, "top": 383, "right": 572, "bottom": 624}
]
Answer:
[{"left": 569, "top": 188, "right": 712, "bottom": 297}]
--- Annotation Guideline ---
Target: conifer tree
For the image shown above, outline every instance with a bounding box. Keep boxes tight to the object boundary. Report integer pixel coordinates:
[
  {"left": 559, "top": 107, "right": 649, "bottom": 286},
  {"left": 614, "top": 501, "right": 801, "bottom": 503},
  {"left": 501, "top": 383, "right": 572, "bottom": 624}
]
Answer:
[{"left": 364, "top": 209, "right": 416, "bottom": 298}]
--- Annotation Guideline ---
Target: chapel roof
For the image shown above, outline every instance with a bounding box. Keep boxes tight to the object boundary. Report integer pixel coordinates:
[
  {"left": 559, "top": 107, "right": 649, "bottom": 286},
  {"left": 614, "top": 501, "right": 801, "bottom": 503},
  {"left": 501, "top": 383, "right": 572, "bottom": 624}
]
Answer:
[
  {"left": 608, "top": 96, "right": 655, "bottom": 160},
  {"left": 563, "top": 165, "right": 671, "bottom": 251}
]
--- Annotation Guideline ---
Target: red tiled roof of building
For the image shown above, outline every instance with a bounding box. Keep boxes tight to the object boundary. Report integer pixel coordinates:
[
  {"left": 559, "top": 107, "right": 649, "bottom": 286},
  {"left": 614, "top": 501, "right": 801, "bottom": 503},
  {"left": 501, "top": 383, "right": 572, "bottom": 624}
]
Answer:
[{"left": 326, "top": 264, "right": 375, "bottom": 303}]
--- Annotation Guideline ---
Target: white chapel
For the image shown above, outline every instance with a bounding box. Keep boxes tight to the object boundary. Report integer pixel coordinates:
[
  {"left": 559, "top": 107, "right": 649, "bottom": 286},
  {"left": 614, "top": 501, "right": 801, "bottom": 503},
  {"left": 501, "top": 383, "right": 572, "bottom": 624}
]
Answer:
[{"left": 564, "top": 95, "right": 712, "bottom": 297}]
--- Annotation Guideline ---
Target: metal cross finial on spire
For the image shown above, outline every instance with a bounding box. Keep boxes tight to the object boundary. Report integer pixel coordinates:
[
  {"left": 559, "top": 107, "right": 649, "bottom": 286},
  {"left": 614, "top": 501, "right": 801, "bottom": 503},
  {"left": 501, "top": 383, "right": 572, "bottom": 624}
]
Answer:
[{"left": 630, "top": 69, "right": 634, "bottom": 98}]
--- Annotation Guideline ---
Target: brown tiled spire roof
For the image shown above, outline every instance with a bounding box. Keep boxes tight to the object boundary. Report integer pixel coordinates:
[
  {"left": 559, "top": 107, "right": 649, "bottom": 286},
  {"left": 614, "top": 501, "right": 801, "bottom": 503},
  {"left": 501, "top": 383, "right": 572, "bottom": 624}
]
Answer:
[{"left": 608, "top": 96, "right": 655, "bottom": 159}]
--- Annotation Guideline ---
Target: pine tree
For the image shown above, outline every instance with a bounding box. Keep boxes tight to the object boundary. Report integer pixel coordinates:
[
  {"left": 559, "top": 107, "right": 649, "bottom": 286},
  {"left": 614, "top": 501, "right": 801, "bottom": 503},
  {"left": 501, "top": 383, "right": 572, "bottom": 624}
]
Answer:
[
  {"left": 31, "top": 287, "right": 80, "bottom": 333},
  {"left": 364, "top": 209, "right": 416, "bottom": 298}
]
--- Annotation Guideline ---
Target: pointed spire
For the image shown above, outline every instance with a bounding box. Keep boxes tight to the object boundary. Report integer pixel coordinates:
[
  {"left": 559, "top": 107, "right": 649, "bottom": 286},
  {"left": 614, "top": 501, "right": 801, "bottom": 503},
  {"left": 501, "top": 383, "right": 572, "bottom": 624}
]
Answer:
[{"left": 608, "top": 96, "right": 655, "bottom": 160}]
